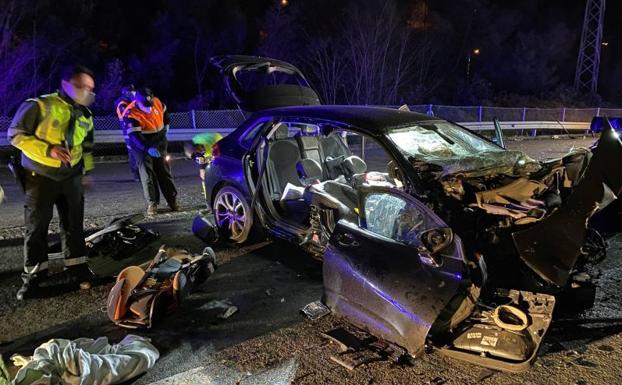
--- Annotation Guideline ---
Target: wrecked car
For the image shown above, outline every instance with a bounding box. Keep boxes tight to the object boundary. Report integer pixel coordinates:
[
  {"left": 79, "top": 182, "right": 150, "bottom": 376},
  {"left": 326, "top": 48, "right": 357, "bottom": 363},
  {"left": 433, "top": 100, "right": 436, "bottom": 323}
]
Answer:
[{"left": 204, "top": 55, "right": 622, "bottom": 370}]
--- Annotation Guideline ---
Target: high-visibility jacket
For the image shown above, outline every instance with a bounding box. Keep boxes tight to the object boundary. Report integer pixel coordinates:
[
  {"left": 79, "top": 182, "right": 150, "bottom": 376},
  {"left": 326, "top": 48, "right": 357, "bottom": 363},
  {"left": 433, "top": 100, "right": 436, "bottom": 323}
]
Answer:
[
  {"left": 115, "top": 98, "right": 134, "bottom": 121},
  {"left": 126, "top": 97, "right": 166, "bottom": 134},
  {"left": 8, "top": 92, "right": 95, "bottom": 173},
  {"left": 192, "top": 132, "right": 223, "bottom": 157}
]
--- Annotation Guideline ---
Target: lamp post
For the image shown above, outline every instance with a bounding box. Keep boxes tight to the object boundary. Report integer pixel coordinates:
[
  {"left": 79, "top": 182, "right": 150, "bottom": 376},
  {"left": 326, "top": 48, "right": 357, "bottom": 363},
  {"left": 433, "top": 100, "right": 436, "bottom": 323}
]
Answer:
[{"left": 466, "top": 48, "right": 480, "bottom": 83}]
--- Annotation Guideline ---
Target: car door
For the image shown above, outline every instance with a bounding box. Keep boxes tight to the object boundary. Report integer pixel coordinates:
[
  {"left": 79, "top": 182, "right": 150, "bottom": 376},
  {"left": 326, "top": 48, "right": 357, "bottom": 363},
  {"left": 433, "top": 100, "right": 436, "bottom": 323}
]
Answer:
[{"left": 323, "top": 185, "right": 475, "bottom": 355}]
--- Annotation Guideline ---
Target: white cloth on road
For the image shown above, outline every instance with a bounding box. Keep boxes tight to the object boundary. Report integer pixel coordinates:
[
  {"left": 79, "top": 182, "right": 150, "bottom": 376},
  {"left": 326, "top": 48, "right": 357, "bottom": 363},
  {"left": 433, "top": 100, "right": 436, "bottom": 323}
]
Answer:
[{"left": 10, "top": 335, "right": 159, "bottom": 385}]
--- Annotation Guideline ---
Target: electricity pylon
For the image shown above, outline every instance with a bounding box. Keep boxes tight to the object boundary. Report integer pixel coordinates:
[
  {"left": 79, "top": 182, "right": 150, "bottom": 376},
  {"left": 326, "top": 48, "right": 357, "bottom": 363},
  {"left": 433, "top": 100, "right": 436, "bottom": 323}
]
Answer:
[{"left": 574, "top": 0, "right": 606, "bottom": 93}]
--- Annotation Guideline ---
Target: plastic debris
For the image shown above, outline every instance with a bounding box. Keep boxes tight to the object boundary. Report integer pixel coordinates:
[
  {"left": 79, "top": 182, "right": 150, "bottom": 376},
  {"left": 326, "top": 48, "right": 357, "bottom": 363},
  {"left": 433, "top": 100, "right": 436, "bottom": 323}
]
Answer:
[
  {"left": 201, "top": 298, "right": 239, "bottom": 320},
  {"left": 301, "top": 300, "right": 330, "bottom": 321},
  {"left": 192, "top": 215, "right": 219, "bottom": 244}
]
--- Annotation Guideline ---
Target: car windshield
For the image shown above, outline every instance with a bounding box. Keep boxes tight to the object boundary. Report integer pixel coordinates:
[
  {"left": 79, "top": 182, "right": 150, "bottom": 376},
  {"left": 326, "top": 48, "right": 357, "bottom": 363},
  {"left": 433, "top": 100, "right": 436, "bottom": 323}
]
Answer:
[{"left": 387, "top": 122, "right": 503, "bottom": 160}]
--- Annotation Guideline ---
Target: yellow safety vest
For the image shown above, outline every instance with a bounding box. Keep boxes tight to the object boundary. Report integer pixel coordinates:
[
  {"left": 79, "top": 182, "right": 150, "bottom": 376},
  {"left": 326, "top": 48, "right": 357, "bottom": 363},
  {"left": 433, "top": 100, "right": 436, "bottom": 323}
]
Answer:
[{"left": 17, "top": 93, "right": 94, "bottom": 172}]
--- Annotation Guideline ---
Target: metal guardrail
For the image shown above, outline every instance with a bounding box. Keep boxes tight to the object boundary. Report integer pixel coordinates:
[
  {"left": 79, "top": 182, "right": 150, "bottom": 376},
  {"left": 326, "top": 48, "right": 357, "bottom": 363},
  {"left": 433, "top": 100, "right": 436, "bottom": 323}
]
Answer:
[{"left": 1, "top": 105, "right": 617, "bottom": 146}]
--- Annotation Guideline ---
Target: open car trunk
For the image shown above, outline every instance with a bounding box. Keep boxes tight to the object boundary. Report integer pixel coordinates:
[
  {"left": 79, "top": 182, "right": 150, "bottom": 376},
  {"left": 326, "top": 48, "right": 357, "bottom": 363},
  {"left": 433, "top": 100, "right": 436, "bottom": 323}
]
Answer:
[{"left": 210, "top": 55, "right": 321, "bottom": 112}]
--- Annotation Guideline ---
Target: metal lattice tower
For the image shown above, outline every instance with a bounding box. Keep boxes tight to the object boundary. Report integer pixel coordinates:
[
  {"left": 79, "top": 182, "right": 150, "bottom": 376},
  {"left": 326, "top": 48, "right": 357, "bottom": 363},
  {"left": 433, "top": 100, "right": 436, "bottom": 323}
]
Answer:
[{"left": 574, "top": 0, "right": 606, "bottom": 93}]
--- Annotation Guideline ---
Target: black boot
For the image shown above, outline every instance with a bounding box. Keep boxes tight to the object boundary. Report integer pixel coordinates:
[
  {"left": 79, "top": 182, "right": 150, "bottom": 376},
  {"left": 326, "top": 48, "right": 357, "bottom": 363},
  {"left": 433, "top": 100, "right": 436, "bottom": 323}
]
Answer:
[{"left": 16, "top": 273, "right": 40, "bottom": 301}]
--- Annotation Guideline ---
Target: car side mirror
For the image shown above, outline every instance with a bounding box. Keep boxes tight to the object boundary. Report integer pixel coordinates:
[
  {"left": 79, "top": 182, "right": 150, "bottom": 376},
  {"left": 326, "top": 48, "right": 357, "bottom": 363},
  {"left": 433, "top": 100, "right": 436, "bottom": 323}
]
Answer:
[
  {"left": 420, "top": 227, "right": 453, "bottom": 254},
  {"left": 417, "top": 227, "right": 453, "bottom": 267}
]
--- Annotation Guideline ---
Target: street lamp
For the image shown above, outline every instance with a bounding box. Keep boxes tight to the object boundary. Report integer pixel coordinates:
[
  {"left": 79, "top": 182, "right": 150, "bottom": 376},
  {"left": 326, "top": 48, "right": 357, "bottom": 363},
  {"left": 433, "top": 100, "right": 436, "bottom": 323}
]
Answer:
[
  {"left": 466, "top": 48, "right": 480, "bottom": 82},
  {"left": 280, "top": 0, "right": 289, "bottom": 7}
]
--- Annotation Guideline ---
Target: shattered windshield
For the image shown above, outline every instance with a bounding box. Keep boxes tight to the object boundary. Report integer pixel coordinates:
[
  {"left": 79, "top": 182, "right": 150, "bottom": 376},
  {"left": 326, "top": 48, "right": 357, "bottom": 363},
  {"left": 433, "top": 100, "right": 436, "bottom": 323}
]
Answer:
[{"left": 387, "top": 122, "right": 503, "bottom": 160}]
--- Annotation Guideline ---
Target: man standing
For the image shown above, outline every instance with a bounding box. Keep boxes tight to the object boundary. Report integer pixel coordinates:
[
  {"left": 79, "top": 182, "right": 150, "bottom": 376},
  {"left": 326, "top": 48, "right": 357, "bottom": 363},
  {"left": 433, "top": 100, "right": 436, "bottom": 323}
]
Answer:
[
  {"left": 124, "top": 88, "right": 179, "bottom": 216},
  {"left": 114, "top": 84, "right": 139, "bottom": 181},
  {"left": 7, "top": 65, "right": 96, "bottom": 300}
]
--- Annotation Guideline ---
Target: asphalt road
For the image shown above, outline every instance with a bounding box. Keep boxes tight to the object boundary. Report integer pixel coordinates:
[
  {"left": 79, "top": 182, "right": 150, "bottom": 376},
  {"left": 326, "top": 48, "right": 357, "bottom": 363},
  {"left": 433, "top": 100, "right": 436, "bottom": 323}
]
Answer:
[{"left": 2, "top": 136, "right": 622, "bottom": 385}]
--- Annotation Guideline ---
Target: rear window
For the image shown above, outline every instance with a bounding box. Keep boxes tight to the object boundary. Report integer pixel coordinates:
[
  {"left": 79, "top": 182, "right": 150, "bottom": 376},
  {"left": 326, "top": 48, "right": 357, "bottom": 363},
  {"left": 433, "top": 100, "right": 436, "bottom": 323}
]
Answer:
[{"left": 234, "top": 65, "right": 308, "bottom": 94}]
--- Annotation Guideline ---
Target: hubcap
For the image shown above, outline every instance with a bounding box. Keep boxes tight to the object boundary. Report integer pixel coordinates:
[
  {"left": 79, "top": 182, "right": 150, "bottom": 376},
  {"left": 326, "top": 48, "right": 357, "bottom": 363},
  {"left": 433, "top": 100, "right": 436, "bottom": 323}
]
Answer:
[{"left": 214, "top": 191, "right": 247, "bottom": 240}]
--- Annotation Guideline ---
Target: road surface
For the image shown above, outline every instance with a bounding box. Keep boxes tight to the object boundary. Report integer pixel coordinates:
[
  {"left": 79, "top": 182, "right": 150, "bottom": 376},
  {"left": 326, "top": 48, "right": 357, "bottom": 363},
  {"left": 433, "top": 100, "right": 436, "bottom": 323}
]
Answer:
[{"left": 1, "top": 137, "right": 622, "bottom": 385}]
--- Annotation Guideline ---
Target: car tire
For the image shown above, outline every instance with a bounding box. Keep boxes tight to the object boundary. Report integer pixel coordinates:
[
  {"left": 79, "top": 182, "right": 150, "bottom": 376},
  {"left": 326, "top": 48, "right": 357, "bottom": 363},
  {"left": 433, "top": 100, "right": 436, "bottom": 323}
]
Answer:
[{"left": 213, "top": 185, "right": 254, "bottom": 243}]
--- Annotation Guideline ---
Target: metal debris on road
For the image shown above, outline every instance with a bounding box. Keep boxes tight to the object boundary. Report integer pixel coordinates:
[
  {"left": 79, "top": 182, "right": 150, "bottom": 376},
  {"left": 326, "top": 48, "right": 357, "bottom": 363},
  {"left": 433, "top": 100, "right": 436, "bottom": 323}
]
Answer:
[
  {"left": 321, "top": 326, "right": 405, "bottom": 371},
  {"left": 429, "top": 377, "right": 446, "bottom": 385},
  {"left": 300, "top": 300, "right": 330, "bottom": 320}
]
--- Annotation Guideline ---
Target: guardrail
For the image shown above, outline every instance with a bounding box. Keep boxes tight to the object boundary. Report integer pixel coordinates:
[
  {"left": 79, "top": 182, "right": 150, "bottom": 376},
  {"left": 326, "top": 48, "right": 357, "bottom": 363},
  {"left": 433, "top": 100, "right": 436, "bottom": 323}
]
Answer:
[{"left": 1, "top": 105, "right": 617, "bottom": 146}]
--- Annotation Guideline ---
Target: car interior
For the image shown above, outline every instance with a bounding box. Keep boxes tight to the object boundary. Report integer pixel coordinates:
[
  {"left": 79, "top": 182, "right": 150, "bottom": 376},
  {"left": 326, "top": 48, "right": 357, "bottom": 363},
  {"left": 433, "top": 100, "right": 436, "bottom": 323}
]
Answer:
[{"left": 259, "top": 122, "right": 397, "bottom": 230}]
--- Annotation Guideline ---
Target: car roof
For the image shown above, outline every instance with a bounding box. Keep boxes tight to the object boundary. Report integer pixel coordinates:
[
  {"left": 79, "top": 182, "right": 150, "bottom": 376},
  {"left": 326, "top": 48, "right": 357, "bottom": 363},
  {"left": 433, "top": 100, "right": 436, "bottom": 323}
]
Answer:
[{"left": 250, "top": 105, "right": 443, "bottom": 135}]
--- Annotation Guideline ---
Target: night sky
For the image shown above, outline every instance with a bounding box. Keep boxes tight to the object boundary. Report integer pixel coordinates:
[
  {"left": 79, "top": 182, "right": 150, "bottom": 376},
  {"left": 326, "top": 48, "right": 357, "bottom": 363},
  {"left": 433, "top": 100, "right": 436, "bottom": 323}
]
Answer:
[{"left": 0, "top": 0, "right": 620, "bottom": 115}]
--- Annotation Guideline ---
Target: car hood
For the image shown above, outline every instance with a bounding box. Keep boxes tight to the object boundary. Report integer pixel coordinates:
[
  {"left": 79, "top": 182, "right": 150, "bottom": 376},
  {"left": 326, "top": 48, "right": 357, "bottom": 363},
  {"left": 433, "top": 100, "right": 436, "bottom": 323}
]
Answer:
[
  {"left": 210, "top": 55, "right": 321, "bottom": 112},
  {"left": 418, "top": 150, "right": 542, "bottom": 178},
  {"left": 411, "top": 121, "right": 622, "bottom": 286}
]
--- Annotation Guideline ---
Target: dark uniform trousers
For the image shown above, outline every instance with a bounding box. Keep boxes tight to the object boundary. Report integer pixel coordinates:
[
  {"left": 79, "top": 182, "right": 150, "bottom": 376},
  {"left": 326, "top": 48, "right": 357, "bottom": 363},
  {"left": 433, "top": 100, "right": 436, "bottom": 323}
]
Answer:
[
  {"left": 23, "top": 171, "right": 85, "bottom": 271},
  {"left": 132, "top": 136, "right": 177, "bottom": 205}
]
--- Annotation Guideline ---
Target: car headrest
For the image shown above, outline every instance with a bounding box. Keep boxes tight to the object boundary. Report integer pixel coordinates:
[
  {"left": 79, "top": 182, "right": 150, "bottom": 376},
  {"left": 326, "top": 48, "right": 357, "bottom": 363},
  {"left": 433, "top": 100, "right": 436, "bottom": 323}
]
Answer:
[
  {"left": 343, "top": 155, "right": 367, "bottom": 176},
  {"left": 296, "top": 158, "right": 323, "bottom": 185},
  {"left": 273, "top": 123, "right": 289, "bottom": 140},
  {"left": 299, "top": 125, "right": 319, "bottom": 136}
]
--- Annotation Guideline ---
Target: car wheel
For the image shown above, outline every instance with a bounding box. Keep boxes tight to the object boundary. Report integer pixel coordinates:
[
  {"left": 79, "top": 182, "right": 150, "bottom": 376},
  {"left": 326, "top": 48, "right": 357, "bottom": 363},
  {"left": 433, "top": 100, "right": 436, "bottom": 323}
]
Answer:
[{"left": 213, "top": 186, "right": 253, "bottom": 243}]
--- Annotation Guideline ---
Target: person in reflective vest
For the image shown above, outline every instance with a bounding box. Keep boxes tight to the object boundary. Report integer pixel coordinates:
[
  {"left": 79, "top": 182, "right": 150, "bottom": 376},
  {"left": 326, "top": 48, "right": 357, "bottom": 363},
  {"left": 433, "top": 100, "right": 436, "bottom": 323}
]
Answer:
[
  {"left": 123, "top": 88, "right": 179, "bottom": 216},
  {"left": 7, "top": 64, "right": 96, "bottom": 300},
  {"left": 185, "top": 132, "right": 223, "bottom": 201},
  {"left": 114, "top": 84, "right": 139, "bottom": 181}
]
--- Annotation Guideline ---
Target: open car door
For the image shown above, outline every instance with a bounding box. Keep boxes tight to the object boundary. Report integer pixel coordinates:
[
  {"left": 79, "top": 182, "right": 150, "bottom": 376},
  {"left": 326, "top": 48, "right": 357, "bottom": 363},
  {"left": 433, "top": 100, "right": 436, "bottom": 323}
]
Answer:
[
  {"left": 323, "top": 185, "right": 555, "bottom": 372},
  {"left": 210, "top": 55, "right": 321, "bottom": 112}
]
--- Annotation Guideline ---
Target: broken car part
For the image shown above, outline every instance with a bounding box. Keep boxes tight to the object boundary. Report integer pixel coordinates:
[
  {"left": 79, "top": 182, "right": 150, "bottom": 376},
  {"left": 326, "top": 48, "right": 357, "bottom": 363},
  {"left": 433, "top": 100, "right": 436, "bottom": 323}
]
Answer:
[
  {"left": 513, "top": 121, "right": 622, "bottom": 286},
  {"left": 324, "top": 187, "right": 555, "bottom": 372},
  {"left": 200, "top": 298, "right": 239, "bottom": 320},
  {"left": 107, "top": 245, "right": 216, "bottom": 329},
  {"left": 322, "top": 326, "right": 406, "bottom": 370},
  {"left": 192, "top": 214, "right": 219, "bottom": 244},
  {"left": 301, "top": 300, "right": 331, "bottom": 320}
]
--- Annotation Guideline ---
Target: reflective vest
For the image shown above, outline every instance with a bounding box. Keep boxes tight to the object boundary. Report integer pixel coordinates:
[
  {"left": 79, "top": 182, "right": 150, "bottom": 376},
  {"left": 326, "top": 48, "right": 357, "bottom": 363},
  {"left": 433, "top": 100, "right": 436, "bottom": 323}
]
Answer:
[
  {"left": 115, "top": 99, "right": 134, "bottom": 121},
  {"left": 19, "top": 93, "right": 94, "bottom": 171},
  {"left": 192, "top": 132, "right": 223, "bottom": 157},
  {"left": 126, "top": 97, "right": 165, "bottom": 134}
]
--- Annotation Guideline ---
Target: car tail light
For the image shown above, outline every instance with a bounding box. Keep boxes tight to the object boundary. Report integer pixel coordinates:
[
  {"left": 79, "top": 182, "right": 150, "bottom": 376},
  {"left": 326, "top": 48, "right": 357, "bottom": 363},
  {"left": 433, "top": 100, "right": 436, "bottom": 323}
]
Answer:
[{"left": 211, "top": 143, "right": 221, "bottom": 159}]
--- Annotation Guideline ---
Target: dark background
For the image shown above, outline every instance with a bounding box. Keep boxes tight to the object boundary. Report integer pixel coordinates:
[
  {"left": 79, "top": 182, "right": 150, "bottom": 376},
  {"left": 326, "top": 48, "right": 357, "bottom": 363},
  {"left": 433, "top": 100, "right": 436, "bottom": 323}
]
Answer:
[{"left": 0, "top": 0, "right": 620, "bottom": 115}]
